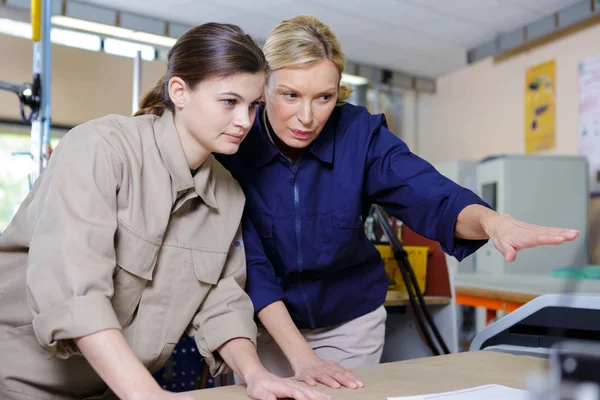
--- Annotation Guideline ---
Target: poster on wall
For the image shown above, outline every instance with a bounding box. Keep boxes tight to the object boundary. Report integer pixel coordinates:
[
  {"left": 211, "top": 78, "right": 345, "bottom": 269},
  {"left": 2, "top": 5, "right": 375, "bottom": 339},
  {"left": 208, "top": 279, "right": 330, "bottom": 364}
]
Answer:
[
  {"left": 524, "top": 59, "right": 556, "bottom": 153},
  {"left": 578, "top": 57, "right": 600, "bottom": 195}
]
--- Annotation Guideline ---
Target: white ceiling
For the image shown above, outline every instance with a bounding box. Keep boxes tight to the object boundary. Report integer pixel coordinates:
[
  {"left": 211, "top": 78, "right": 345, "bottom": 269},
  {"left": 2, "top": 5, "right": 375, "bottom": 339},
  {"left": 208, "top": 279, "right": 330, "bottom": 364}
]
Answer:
[{"left": 77, "top": 0, "right": 583, "bottom": 78}]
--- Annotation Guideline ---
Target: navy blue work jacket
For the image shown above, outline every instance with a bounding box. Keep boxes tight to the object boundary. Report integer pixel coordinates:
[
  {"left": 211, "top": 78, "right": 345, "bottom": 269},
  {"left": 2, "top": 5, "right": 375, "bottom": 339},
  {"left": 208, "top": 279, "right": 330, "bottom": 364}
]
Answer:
[{"left": 217, "top": 103, "right": 489, "bottom": 329}]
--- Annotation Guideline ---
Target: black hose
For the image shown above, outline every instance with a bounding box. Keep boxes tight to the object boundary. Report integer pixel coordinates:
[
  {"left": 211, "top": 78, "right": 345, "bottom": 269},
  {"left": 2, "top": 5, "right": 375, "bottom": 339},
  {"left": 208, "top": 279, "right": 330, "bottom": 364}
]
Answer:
[
  {"left": 374, "top": 205, "right": 451, "bottom": 356},
  {"left": 396, "top": 246, "right": 451, "bottom": 354},
  {"left": 395, "top": 248, "right": 441, "bottom": 355}
]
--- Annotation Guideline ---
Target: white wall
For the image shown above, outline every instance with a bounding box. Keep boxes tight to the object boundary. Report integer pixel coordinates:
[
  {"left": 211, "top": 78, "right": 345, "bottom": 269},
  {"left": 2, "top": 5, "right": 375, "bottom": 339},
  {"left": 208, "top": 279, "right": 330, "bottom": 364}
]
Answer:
[{"left": 416, "top": 24, "right": 600, "bottom": 164}]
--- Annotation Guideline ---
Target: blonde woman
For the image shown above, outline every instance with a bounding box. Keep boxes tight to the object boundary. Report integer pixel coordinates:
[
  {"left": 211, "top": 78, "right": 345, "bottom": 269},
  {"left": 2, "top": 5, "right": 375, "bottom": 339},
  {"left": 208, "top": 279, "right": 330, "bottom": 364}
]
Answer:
[{"left": 217, "top": 15, "right": 579, "bottom": 390}]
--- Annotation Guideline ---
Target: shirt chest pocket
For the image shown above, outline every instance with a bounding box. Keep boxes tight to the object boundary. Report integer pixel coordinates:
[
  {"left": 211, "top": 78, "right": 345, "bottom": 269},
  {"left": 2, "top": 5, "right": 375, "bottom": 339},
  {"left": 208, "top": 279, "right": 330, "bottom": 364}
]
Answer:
[
  {"left": 112, "top": 225, "right": 160, "bottom": 327},
  {"left": 181, "top": 250, "right": 226, "bottom": 284},
  {"left": 251, "top": 215, "right": 281, "bottom": 266},
  {"left": 166, "top": 249, "right": 227, "bottom": 344},
  {"left": 318, "top": 209, "right": 365, "bottom": 267}
]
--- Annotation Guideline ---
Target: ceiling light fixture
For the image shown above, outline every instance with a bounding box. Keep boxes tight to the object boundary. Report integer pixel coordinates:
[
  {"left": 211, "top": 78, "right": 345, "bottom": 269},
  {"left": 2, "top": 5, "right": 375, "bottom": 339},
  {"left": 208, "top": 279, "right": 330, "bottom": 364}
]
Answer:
[
  {"left": 51, "top": 15, "right": 177, "bottom": 48},
  {"left": 341, "top": 73, "right": 369, "bottom": 86}
]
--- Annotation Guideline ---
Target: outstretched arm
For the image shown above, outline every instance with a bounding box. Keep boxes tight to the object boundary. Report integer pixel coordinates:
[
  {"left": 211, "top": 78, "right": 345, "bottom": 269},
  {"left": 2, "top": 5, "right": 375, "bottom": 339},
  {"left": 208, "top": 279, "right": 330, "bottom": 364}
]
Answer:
[{"left": 456, "top": 204, "right": 579, "bottom": 262}]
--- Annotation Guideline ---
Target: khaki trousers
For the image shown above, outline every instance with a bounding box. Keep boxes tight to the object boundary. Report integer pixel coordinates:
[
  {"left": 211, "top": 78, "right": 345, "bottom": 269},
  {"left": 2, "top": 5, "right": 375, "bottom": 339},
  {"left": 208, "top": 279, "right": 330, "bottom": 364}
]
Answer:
[{"left": 235, "top": 305, "right": 387, "bottom": 383}]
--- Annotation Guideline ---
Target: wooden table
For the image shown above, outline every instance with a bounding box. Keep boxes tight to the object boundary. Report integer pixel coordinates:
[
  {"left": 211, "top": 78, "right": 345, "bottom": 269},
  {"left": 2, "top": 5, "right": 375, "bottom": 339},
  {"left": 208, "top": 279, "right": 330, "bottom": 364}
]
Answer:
[
  {"left": 455, "top": 286, "right": 537, "bottom": 323},
  {"left": 455, "top": 273, "right": 600, "bottom": 304},
  {"left": 454, "top": 272, "right": 600, "bottom": 326},
  {"left": 186, "top": 351, "right": 547, "bottom": 399},
  {"left": 384, "top": 290, "right": 451, "bottom": 307},
  {"left": 454, "top": 275, "right": 540, "bottom": 315}
]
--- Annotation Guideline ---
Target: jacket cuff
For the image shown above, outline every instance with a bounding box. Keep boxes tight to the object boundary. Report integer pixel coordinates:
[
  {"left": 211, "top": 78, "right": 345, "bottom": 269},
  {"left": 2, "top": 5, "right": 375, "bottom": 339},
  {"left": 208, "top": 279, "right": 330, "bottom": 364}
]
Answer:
[
  {"left": 247, "top": 285, "right": 285, "bottom": 313},
  {"left": 440, "top": 190, "right": 491, "bottom": 261},
  {"left": 32, "top": 293, "right": 121, "bottom": 359},
  {"left": 195, "top": 311, "right": 258, "bottom": 377},
  {"left": 246, "top": 269, "right": 286, "bottom": 312}
]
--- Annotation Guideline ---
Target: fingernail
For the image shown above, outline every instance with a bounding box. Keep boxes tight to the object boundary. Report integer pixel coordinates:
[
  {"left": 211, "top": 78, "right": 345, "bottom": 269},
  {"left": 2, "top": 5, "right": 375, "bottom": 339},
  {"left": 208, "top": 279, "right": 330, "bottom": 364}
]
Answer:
[
  {"left": 358, "top": 381, "right": 364, "bottom": 387},
  {"left": 350, "top": 383, "right": 357, "bottom": 389}
]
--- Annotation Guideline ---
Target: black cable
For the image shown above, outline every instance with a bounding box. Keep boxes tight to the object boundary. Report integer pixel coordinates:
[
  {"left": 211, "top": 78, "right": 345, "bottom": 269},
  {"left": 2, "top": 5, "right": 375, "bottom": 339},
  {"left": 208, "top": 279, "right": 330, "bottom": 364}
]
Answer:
[
  {"left": 388, "top": 210, "right": 450, "bottom": 355},
  {"left": 396, "top": 246, "right": 451, "bottom": 354},
  {"left": 395, "top": 247, "right": 441, "bottom": 355},
  {"left": 373, "top": 206, "right": 440, "bottom": 355},
  {"left": 20, "top": 100, "right": 36, "bottom": 124},
  {"left": 374, "top": 205, "right": 451, "bottom": 355}
]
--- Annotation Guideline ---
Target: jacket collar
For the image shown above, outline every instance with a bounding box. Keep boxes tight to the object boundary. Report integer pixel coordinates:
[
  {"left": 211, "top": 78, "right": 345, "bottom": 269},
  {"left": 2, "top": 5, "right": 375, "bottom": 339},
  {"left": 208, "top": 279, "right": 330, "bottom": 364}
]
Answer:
[
  {"left": 254, "top": 104, "right": 335, "bottom": 167},
  {"left": 254, "top": 106, "right": 281, "bottom": 168},
  {"left": 154, "top": 110, "right": 218, "bottom": 209}
]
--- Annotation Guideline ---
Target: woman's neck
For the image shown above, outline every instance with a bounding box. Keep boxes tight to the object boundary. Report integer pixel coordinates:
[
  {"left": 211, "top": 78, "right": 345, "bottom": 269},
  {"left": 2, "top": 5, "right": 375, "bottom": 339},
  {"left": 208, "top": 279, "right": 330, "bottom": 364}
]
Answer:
[
  {"left": 173, "top": 111, "right": 209, "bottom": 170},
  {"left": 263, "top": 109, "right": 302, "bottom": 164}
]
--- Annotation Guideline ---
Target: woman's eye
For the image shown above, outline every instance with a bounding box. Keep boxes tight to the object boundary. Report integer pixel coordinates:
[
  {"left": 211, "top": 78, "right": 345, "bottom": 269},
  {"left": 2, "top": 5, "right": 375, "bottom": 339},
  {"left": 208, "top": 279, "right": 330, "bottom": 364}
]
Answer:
[
  {"left": 223, "top": 99, "right": 236, "bottom": 106},
  {"left": 283, "top": 93, "right": 297, "bottom": 99},
  {"left": 321, "top": 94, "right": 332, "bottom": 101}
]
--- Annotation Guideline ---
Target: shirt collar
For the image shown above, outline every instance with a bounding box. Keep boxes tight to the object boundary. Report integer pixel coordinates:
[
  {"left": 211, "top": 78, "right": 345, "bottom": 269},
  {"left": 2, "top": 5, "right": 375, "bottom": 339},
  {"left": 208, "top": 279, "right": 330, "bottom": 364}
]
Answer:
[
  {"left": 154, "top": 110, "right": 218, "bottom": 209},
  {"left": 307, "top": 113, "right": 335, "bottom": 165},
  {"left": 254, "top": 106, "right": 280, "bottom": 168}
]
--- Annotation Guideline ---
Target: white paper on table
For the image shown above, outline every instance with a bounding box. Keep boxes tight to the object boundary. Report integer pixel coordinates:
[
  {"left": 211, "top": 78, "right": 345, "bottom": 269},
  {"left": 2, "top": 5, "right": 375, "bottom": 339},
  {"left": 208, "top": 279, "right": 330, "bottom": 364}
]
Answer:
[{"left": 387, "top": 384, "right": 528, "bottom": 400}]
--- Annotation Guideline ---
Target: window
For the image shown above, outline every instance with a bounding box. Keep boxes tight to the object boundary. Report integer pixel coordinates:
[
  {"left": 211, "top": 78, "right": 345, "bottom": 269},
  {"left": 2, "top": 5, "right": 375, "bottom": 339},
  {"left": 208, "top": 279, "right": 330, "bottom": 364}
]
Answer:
[
  {"left": 50, "top": 27, "right": 102, "bottom": 52},
  {"left": 0, "top": 17, "right": 32, "bottom": 39},
  {"left": 0, "top": 131, "right": 63, "bottom": 234},
  {"left": 0, "top": 17, "right": 158, "bottom": 60},
  {"left": 103, "top": 37, "right": 156, "bottom": 61},
  {"left": 0, "top": 17, "right": 102, "bottom": 51},
  {"left": 0, "top": 133, "right": 31, "bottom": 233}
]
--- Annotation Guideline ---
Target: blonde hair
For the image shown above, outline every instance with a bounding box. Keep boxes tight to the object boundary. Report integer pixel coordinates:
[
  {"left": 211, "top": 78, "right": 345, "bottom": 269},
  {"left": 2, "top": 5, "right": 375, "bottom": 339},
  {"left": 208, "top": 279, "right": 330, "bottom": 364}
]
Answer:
[{"left": 263, "top": 15, "right": 352, "bottom": 102}]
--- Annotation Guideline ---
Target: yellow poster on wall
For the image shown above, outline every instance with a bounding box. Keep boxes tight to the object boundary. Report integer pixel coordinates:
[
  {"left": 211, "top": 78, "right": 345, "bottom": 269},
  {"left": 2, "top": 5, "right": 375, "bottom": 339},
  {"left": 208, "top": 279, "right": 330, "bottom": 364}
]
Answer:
[{"left": 524, "top": 60, "right": 556, "bottom": 153}]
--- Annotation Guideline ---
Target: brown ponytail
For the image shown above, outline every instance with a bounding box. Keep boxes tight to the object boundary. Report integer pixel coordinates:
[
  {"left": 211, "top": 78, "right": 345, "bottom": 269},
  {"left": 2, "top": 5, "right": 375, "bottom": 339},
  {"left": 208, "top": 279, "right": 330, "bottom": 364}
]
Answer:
[
  {"left": 135, "top": 76, "right": 170, "bottom": 116},
  {"left": 134, "top": 23, "right": 266, "bottom": 117}
]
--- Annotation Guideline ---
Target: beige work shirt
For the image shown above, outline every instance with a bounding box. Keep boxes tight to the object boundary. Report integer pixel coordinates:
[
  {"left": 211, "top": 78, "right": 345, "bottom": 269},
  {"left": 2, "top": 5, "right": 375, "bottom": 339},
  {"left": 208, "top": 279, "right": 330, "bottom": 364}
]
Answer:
[{"left": 0, "top": 111, "right": 256, "bottom": 399}]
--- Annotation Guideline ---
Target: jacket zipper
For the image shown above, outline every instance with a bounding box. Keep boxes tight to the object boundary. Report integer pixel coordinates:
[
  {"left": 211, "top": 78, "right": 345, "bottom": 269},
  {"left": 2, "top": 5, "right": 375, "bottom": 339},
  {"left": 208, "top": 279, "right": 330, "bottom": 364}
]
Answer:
[{"left": 290, "top": 164, "right": 316, "bottom": 329}]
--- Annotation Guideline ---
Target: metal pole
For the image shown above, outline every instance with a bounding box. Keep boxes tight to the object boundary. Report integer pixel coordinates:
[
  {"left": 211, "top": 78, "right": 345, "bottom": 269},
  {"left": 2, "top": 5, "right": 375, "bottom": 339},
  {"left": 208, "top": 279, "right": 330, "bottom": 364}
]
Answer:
[
  {"left": 30, "top": 0, "right": 52, "bottom": 182},
  {"left": 395, "top": 92, "right": 403, "bottom": 139},
  {"left": 0, "top": 80, "right": 26, "bottom": 94},
  {"left": 371, "top": 68, "right": 381, "bottom": 114},
  {"left": 414, "top": 91, "right": 420, "bottom": 155},
  {"left": 30, "top": 0, "right": 42, "bottom": 183},
  {"left": 41, "top": 0, "right": 52, "bottom": 169},
  {"left": 132, "top": 50, "right": 142, "bottom": 114}
]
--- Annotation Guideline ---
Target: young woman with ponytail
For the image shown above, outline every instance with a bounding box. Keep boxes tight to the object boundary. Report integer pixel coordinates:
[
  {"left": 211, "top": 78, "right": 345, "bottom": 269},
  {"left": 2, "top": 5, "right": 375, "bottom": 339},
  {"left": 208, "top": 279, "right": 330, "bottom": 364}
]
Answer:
[{"left": 0, "top": 22, "right": 330, "bottom": 400}]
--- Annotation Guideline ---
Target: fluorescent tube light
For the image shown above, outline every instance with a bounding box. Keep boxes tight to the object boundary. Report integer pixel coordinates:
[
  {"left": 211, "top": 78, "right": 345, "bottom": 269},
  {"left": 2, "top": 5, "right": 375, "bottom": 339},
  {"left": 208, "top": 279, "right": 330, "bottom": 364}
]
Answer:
[
  {"left": 341, "top": 73, "right": 369, "bottom": 86},
  {"left": 51, "top": 15, "right": 177, "bottom": 48}
]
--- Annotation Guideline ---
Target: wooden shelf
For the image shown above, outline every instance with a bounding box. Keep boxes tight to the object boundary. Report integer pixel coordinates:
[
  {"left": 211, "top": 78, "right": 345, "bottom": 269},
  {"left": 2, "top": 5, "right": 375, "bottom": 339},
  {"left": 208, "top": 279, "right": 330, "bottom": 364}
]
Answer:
[{"left": 384, "top": 290, "right": 452, "bottom": 307}]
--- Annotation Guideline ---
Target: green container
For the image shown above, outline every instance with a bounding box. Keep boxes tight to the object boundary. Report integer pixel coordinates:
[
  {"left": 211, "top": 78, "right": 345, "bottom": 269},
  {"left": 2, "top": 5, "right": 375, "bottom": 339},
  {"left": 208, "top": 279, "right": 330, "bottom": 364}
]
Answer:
[{"left": 549, "top": 265, "right": 600, "bottom": 280}]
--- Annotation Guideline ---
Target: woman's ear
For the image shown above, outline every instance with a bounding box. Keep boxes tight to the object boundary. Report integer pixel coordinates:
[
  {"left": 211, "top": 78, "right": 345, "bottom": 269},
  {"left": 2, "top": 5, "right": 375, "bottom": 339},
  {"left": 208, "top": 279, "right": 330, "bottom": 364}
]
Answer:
[{"left": 168, "top": 77, "right": 187, "bottom": 109}]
